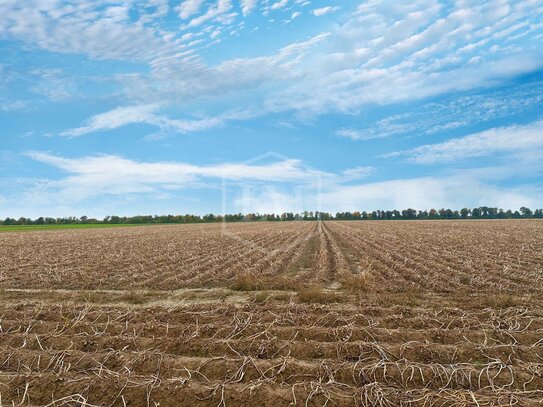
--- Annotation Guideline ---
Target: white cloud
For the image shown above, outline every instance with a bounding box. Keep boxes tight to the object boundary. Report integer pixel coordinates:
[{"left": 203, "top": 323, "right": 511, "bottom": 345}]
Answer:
[
  {"left": 176, "top": 0, "right": 204, "bottom": 19},
  {"left": 312, "top": 6, "right": 339, "bottom": 17},
  {"left": 184, "top": 0, "right": 234, "bottom": 28},
  {"left": 123, "top": 32, "right": 329, "bottom": 105},
  {"left": 210, "top": 29, "right": 222, "bottom": 39},
  {"left": 22, "top": 152, "right": 327, "bottom": 205},
  {"left": 241, "top": 0, "right": 258, "bottom": 16},
  {"left": 341, "top": 166, "right": 376, "bottom": 180},
  {"left": 213, "top": 171, "right": 543, "bottom": 214},
  {"left": 319, "top": 176, "right": 543, "bottom": 212},
  {"left": 265, "top": 1, "right": 543, "bottom": 116},
  {"left": 271, "top": 0, "right": 289, "bottom": 10},
  {"left": 1, "top": 0, "right": 543, "bottom": 134},
  {"left": 59, "top": 105, "right": 224, "bottom": 137},
  {"left": 4, "top": 151, "right": 542, "bottom": 217},
  {"left": 0, "top": 0, "right": 182, "bottom": 63},
  {"left": 336, "top": 114, "right": 416, "bottom": 140},
  {"left": 0, "top": 99, "right": 29, "bottom": 111},
  {"left": 28, "top": 152, "right": 316, "bottom": 182},
  {"left": 335, "top": 81, "right": 543, "bottom": 141},
  {"left": 389, "top": 120, "right": 543, "bottom": 164}
]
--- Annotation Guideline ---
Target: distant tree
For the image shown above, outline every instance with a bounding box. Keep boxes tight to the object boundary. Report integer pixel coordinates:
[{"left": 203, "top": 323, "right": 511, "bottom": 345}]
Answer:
[
  {"left": 203, "top": 214, "right": 216, "bottom": 222},
  {"left": 520, "top": 207, "right": 533, "bottom": 218},
  {"left": 109, "top": 216, "right": 121, "bottom": 224},
  {"left": 460, "top": 208, "right": 471, "bottom": 218},
  {"left": 417, "top": 210, "right": 428, "bottom": 219},
  {"left": 402, "top": 208, "right": 417, "bottom": 219}
]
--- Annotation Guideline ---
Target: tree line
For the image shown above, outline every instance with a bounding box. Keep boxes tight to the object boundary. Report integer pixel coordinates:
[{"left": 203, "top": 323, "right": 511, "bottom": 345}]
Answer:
[
  {"left": 334, "top": 207, "right": 542, "bottom": 220},
  {"left": 1, "top": 207, "right": 542, "bottom": 226}
]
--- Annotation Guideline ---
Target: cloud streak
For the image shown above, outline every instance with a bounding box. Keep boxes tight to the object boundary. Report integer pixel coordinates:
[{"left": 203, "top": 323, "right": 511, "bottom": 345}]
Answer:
[
  {"left": 312, "top": 7, "right": 339, "bottom": 17},
  {"left": 24, "top": 152, "right": 327, "bottom": 203},
  {"left": 14, "top": 151, "right": 541, "bottom": 216},
  {"left": 60, "top": 105, "right": 225, "bottom": 137},
  {"left": 388, "top": 120, "right": 543, "bottom": 164}
]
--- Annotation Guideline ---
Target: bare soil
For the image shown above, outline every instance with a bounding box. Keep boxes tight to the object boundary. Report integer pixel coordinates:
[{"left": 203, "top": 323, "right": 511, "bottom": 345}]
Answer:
[{"left": 0, "top": 220, "right": 542, "bottom": 406}]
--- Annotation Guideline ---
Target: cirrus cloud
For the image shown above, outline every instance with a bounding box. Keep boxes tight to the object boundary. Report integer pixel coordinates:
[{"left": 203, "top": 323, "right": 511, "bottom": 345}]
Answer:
[{"left": 387, "top": 120, "right": 543, "bottom": 164}]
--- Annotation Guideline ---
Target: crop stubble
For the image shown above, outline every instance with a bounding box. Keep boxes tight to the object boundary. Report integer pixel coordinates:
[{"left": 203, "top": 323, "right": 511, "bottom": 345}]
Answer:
[{"left": 0, "top": 220, "right": 542, "bottom": 406}]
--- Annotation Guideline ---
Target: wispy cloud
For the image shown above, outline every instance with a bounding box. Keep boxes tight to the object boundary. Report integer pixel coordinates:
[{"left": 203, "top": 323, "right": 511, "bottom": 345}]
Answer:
[
  {"left": 60, "top": 105, "right": 224, "bottom": 137},
  {"left": 335, "top": 81, "right": 543, "bottom": 141},
  {"left": 2, "top": 149, "right": 541, "bottom": 218},
  {"left": 336, "top": 114, "right": 417, "bottom": 141},
  {"left": 241, "top": 0, "right": 258, "bottom": 16},
  {"left": 2, "top": 0, "right": 542, "bottom": 121},
  {"left": 312, "top": 7, "right": 339, "bottom": 17},
  {"left": 267, "top": 1, "right": 543, "bottom": 115},
  {"left": 388, "top": 120, "right": 543, "bottom": 164},
  {"left": 24, "top": 152, "right": 327, "bottom": 205},
  {"left": 319, "top": 176, "right": 543, "bottom": 212},
  {"left": 0, "top": 1, "right": 182, "bottom": 63},
  {"left": 184, "top": 0, "right": 235, "bottom": 28},
  {"left": 341, "top": 166, "right": 376, "bottom": 180},
  {"left": 271, "top": 0, "right": 289, "bottom": 11},
  {"left": 0, "top": 99, "right": 29, "bottom": 111},
  {"left": 176, "top": 0, "right": 204, "bottom": 19}
]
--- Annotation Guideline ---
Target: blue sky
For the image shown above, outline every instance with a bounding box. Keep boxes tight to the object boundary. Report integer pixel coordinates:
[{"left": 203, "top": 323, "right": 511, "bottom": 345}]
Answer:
[{"left": 1, "top": 0, "right": 543, "bottom": 218}]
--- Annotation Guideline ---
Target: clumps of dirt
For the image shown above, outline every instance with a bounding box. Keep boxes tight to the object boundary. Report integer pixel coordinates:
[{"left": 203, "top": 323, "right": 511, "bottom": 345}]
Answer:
[
  {"left": 230, "top": 273, "right": 297, "bottom": 292},
  {"left": 296, "top": 285, "right": 345, "bottom": 304}
]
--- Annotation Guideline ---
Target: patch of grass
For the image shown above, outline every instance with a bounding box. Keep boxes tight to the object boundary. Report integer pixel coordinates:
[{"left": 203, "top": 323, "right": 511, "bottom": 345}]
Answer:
[
  {"left": 341, "top": 272, "right": 372, "bottom": 293},
  {"left": 81, "top": 291, "right": 107, "bottom": 303},
  {"left": 459, "top": 275, "right": 471, "bottom": 285},
  {"left": 477, "top": 294, "right": 522, "bottom": 309},
  {"left": 374, "top": 290, "right": 426, "bottom": 307},
  {"left": 231, "top": 274, "right": 262, "bottom": 291},
  {"left": 251, "top": 291, "right": 271, "bottom": 304},
  {"left": 249, "top": 290, "right": 293, "bottom": 303},
  {"left": 118, "top": 291, "right": 151, "bottom": 305},
  {"left": 297, "top": 286, "right": 343, "bottom": 304},
  {"left": 472, "top": 360, "right": 486, "bottom": 369},
  {"left": 264, "top": 276, "right": 298, "bottom": 291},
  {"left": 231, "top": 274, "right": 297, "bottom": 291},
  {"left": 0, "top": 224, "right": 145, "bottom": 233},
  {"left": 271, "top": 292, "right": 292, "bottom": 302}
]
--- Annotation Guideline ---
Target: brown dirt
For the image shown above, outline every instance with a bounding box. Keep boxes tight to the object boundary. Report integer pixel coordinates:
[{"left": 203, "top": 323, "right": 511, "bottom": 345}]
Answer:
[{"left": 1, "top": 220, "right": 543, "bottom": 406}]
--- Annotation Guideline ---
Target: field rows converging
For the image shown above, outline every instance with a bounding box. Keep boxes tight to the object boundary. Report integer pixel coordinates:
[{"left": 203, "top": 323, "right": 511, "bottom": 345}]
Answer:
[{"left": 1, "top": 220, "right": 542, "bottom": 406}]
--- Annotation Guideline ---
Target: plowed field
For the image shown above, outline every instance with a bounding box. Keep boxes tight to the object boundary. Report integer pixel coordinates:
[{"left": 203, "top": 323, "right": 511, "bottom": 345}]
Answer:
[{"left": 1, "top": 220, "right": 542, "bottom": 406}]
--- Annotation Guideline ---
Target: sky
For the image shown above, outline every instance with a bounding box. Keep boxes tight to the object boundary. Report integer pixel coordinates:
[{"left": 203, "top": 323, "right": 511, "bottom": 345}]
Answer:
[{"left": 1, "top": 0, "right": 543, "bottom": 218}]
